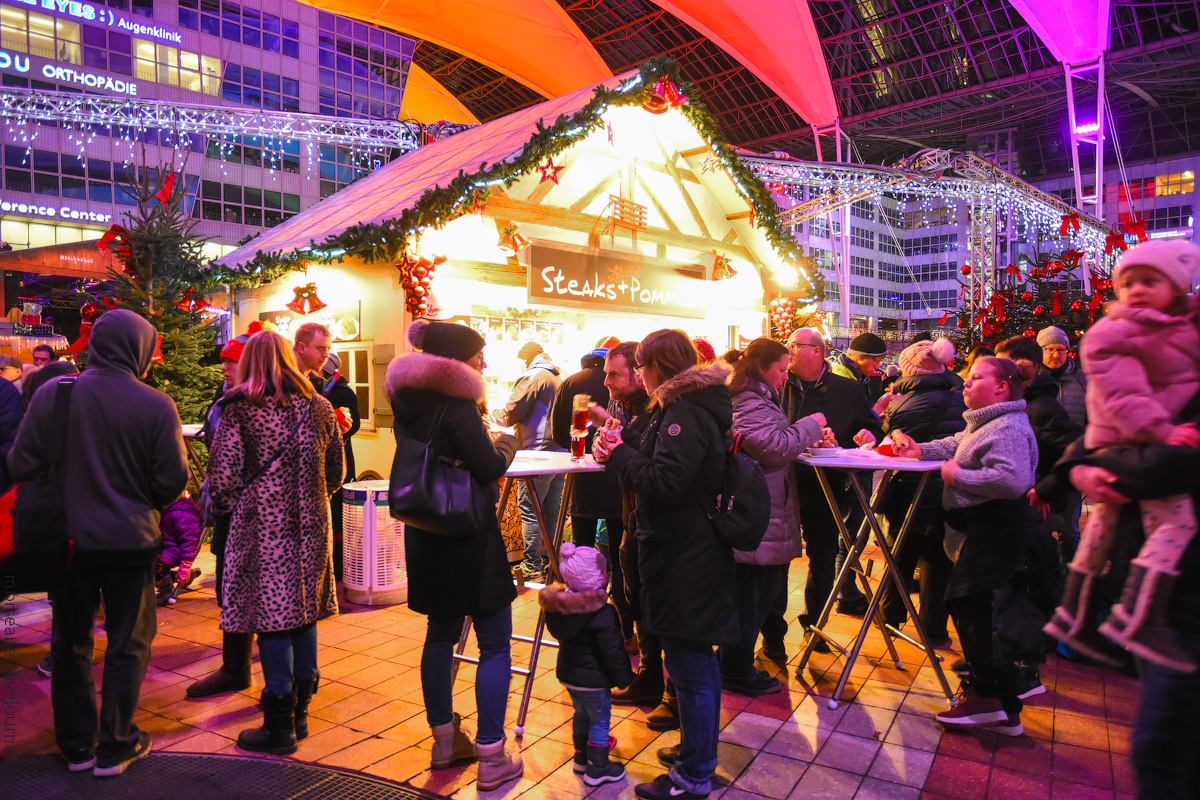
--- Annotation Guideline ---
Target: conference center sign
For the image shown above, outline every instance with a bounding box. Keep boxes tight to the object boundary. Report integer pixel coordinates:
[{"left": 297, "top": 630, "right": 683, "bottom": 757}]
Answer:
[{"left": 528, "top": 245, "right": 705, "bottom": 318}]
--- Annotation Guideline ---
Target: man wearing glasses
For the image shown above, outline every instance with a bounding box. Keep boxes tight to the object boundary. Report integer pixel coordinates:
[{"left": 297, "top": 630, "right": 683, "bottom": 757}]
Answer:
[
  {"left": 1037, "top": 326, "right": 1088, "bottom": 564},
  {"left": 32, "top": 345, "right": 57, "bottom": 367},
  {"left": 761, "top": 328, "right": 881, "bottom": 658}
]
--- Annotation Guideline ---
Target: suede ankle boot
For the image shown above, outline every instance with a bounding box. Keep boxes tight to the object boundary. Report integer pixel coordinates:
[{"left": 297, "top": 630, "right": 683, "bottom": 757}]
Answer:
[
  {"left": 430, "top": 713, "right": 477, "bottom": 769},
  {"left": 584, "top": 741, "right": 625, "bottom": 786},
  {"left": 1099, "top": 565, "right": 1197, "bottom": 673},
  {"left": 474, "top": 737, "right": 523, "bottom": 791},
  {"left": 237, "top": 690, "right": 297, "bottom": 755},
  {"left": 187, "top": 631, "right": 253, "bottom": 698},
  {"left": 645, "top": 681, "right": 679, "bottom": 732},
  {"left": 1043, "top": 568, "right": 1125, "bottom": 668},
  {"left": 294, "top": 673, "right": 319, "bottom": 740}
]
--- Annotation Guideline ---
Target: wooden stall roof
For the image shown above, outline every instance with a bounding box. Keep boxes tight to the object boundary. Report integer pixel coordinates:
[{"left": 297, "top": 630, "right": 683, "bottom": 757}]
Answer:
[{"left": 0, "top": 240, "right": 117, "bottom": 279}]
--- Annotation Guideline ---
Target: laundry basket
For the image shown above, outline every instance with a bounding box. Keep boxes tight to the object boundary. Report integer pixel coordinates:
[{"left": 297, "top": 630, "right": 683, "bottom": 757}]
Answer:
[{"left": 341, "top": 480, "right": 407, "bottom": 606}]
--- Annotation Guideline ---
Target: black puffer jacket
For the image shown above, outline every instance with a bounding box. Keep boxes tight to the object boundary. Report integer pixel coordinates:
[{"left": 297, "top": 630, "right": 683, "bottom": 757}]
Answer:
[
  {"left": 539, "top": 584, "right": 633, "bottom": 689},
  {"left": 879, "top": 372, "right": 967, "bottom": 533},
  {"left": 781, "top": 367, "right": 882, "bottom": 447},
  {"left": 607, "top": 362, "right": 738, "bottom": 646},
  {"left": 386, "top": 352, "right": 519, "bottom": 618},
  {"left": 1022, "top": 369, "right": 1083, "bottom": 482}
]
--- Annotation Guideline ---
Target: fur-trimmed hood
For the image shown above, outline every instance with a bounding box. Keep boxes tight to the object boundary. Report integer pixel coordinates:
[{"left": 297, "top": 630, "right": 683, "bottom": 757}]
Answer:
[
  {"left": 654, "top": 361, "right": 732, "bottom": 407},
  {"left": 385, "top": 351, "right": 484, "bottom": 403},
  {"left": 538, "top": 583, "right": 608, "bottom": 614}
]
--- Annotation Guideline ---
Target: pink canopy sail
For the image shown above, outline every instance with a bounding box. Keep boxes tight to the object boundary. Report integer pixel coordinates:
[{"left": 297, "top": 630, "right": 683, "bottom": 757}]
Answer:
[{"left": 1007, "top": 0, "right": 1112, "bottom": 64}]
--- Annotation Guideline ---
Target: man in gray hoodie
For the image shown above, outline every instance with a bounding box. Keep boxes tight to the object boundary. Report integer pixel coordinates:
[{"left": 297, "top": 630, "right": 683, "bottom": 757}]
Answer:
[
  {"left": 10, "top": 309, "right": 189, "bottom": 777},
  {"left": 492, "top": 342, "right": 565, "bottom": 581}
]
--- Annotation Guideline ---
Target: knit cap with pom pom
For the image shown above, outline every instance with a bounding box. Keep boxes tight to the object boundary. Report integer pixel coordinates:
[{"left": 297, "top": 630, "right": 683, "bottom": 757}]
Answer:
[
  {"left": 407, "top": 319, "right": 485, "bottom": 363},
  {"left": 897, "top": 337, "right": 956, "bottom": 376},
  {"left": 557, "top": 542, "right": 608, "bottom": 593}
]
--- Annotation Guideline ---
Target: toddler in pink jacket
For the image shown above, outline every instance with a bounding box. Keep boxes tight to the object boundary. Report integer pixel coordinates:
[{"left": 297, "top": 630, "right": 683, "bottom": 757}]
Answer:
[{"left": 1045, "top": 239, "right": 1200, "bottom": 672}]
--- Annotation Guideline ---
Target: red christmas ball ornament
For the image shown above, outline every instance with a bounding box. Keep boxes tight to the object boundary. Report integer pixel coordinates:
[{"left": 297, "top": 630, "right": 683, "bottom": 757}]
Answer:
[
  {"left": 1032, "top": 305, "right": 1047, "bottom": 317},
  {"left": 1069, "top": 349, "right": 1079, "bottom": 360},
  {"left": 1028, "top": 267, "right": 1039, "bottom": 278},
  {"left": 1071, "top": 300, "right": 1084, "bottom": 312},
  {"left": 960, "top": 265, "right": 972, "bottom": 275},
  {"left": 414, "top": 266, "right": 428, "bottom": 278},
  {"left": 412, "top": 286, "right": 426, "bottom": 297},
  {"left": 419, "top": 276, "right": 432, "bottom": 287},
  {"left": 769, "top": 299, "right": 779, "bottom": 308},
  {"left": 1020, "top": 290, "right": 1033, "bottom": 302},
  {"left": 1023, "top": 327, "right": 1037, "bottom": 338},
  {"left": 80, "top": 301, "right": 98, "bottom": 322},
  {"left": 956, "top": 318, "right": 966, "bottom": 328}
]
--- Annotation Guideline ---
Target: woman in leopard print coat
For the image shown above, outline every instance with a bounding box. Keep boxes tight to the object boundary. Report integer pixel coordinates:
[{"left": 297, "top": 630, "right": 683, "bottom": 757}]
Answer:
[{"left": 207, "top": 331, "right": 344, "bottom": 755}]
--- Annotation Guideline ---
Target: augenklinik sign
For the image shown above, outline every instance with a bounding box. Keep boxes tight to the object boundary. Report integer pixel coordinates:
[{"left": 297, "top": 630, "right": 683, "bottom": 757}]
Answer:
[
  {"left": 0, "top": 48, "right": 138, "bottom": 94},
  {"left": 9, "top": 0, "right": 183, "bottom": 44}
]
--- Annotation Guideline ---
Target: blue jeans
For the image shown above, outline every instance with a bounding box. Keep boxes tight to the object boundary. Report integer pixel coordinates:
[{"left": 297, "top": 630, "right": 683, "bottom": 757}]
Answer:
[
  {"left": 257, "top": 623, "right": 318, "bottom": 695},
  {"left": 1133, "top": 626, "right": 1200, "bottom": 800},
  {"left": 565, "top": 687, "right": 612, "bottom": 746},
  {"left": 422, "top": 604, "right": 513, "bottom": 744},
  {"left": 517, "top": 472, "right": 565, "bottom": 571},
  {"left": 662, "top": 636, "right": 720, "bottom": 795}
]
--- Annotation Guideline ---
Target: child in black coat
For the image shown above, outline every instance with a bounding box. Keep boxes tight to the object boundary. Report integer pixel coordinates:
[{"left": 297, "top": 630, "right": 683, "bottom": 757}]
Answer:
[{"left": 539, "top": 543, "right": 633, "bottom": 786}]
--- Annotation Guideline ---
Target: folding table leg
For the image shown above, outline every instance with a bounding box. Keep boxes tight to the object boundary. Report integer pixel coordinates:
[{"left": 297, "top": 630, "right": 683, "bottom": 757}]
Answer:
[{"left": 849, "top": 472, "right": 954, "bottom": 704}]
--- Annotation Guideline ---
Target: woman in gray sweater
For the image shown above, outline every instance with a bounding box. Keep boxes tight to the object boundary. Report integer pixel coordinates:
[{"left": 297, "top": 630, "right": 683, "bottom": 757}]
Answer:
[{"left": 892, "top": 356, "right": 1037, "bottom": 736}]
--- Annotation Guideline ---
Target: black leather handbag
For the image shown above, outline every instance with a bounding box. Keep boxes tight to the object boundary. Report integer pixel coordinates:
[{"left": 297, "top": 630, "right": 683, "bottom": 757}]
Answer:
[
  {"left": 4, "top": 376, "right": 77, "bottom": 593},
  {"left": 388, "top": 405, "right": 492, "bottom": 536}
]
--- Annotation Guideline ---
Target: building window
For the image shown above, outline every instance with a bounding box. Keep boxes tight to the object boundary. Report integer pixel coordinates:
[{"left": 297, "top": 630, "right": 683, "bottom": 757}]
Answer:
[
  {"left": 809, "top": 216, "right": 840, "bottom": 240},
  {"left": 850, "top": 285, "right": 874, "bottom": 307},
  {"left": 1155, "top": 171, "right": 1195, "bottom": 196},
  {"left": 878, "top": 262, "right": 907, "bottom": 282},
  {"left": 903, "top": 289, "right": 960, "bottom": 312},
  {"left": 903, "top": 206, "right": 956, "bottom": 229},
  {"left": 850, "top": 226, "right": 874, "bottom": 249},
  {"left": 1, "top": 8, "right": 82, "bottom": 64},
  {"left": 134, "top": 38, "right": 220, "bottom": 95},
  {"left": 849, "top": 255, "right": 873, "bottom": 278},
  {"left": 878, "top": 234, "right": 902, "bottom": 256},
  {"left": 905, "top": 233, "right": 959, "bottom": 257},
  {"left": 1121, "top": 205, "right": 1194, "bottom": 231},
  {"left": 850, "top": 199, "right": 874, "bottom": 221},
  {"left": 823, "top": 281, "right": 840, "bottom": 302},
  {"left": 221, "top": 63, "right": 300, "bottom": 111},
  {"left": 332, "top": 343, "right": 374, "bottom": 432},
  {"left": 178, "top": 0, "right": 300, "bottom": 58},
  {"left": 878, "top": 290, "right": 902, "bottom": 310}
]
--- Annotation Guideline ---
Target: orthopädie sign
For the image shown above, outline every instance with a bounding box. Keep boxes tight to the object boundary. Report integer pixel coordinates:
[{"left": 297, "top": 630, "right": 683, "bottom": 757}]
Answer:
[
  {"left": 0, "top": 198, "right": 112, "bottom": 223},
  {"left": 528, "top": 244, "right": 706, "bottom": 318},
  {"left": 8, "top": 0, "right": 183, "bottom": 44},
  {"left": 40, "top": 63, "right": 136, "bottom": 94}
]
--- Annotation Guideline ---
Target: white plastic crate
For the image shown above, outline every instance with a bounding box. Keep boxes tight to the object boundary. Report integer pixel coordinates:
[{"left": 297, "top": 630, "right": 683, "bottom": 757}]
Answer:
[{"left": 341, "top": 479, "right": 407, "bottom": 606}]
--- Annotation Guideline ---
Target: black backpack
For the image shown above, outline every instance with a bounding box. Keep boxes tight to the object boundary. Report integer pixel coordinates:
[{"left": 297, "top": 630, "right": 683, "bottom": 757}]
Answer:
[{"left": 705, "top": 432, "right": 771, "bottom": 551}]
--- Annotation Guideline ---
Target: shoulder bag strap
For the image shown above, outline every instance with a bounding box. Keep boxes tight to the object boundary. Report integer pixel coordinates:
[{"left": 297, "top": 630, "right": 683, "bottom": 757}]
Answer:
[{"left": 243, "top": 395, "right": 314, "bottom": 490}]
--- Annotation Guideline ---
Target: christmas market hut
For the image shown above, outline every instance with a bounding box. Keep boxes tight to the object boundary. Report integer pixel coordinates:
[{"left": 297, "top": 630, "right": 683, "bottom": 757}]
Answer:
[{"left": 214, "top": 59, "right": 822, "bottom": 479}]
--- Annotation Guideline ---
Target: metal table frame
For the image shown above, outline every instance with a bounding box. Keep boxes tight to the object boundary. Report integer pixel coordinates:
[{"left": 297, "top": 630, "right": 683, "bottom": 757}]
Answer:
[
  {"left": 795, "top": 454, "right": 955, "bottom": 709},
  {"left": 450, "top": 452, "right": 605, "bottom": 735},
  {"left": 180, "top": 423, "right": 207, "bottom": 496}
]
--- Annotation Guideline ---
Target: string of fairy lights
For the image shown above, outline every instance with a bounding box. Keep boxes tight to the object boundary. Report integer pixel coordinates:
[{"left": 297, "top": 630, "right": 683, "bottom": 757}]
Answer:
[{"left": 0, "top": 88, "right": 470, "bottom": 179}]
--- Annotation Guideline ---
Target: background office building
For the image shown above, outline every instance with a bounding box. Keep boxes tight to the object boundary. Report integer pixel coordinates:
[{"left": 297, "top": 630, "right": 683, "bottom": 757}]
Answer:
[{"left": 0, "top": 0, "right": 417, "bottom": 257}]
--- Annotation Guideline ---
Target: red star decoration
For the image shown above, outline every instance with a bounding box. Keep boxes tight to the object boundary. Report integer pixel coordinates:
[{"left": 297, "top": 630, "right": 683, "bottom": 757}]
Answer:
[
  {"left": 700, "top": 157, "right": 719, "bottom": 174},
  {"left": 538, "top": 158, "right": 564, "bottom": 185}
]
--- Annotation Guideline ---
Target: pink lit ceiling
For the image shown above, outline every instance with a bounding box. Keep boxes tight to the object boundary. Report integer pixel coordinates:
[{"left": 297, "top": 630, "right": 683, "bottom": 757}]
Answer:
[{"left": 304, "top": 0, "right": 1113, "bottom": 128}]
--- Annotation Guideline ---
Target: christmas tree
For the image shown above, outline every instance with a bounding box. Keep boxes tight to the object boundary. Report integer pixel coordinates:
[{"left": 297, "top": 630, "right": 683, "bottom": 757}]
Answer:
[
  {"left": 95, "top": 162, "right": 223, "bottom": 422},
  {"left": 944, "top": 242, "right": 1119, "bottom": 356}
]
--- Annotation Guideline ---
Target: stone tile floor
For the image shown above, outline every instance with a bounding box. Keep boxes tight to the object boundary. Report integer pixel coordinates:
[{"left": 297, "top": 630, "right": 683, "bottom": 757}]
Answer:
[{"left": 1, "top": 547, "right": 1139, "bottom": 799}]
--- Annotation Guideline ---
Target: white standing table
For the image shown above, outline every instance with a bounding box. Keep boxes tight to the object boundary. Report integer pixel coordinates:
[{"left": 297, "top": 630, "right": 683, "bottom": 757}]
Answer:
[
  {"left": 451, "top": 451, "right": 606, "bottom": 734},
  {"left": 795, "top": 451, "right": 954, "bottom": 709},
  {"left": 180, "top": 423, "right": 206, "bottom": 495}
]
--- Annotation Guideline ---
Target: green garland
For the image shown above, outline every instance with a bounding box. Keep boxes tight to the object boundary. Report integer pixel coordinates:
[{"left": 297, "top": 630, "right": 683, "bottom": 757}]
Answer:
[{"left": 232, "top": 56, "right": 822, "bottom": 303}]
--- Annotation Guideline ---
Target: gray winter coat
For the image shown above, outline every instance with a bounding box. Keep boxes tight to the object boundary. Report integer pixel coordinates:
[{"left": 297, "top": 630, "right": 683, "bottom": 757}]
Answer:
[
  {"left": 919, "top": 399, "right": 1038, "bottom": 510},
  {"left": 8, "top": 310, "right": 188, "bottom": 559},
  {"left": 1045, "top": 360, "right": 1087, "bottom": 428},
  {"left": 729, "top": 375, "right": 823, "bottom": 565},
  {"left": 497, "top": 354, "right": 563, "bottom": 451}
]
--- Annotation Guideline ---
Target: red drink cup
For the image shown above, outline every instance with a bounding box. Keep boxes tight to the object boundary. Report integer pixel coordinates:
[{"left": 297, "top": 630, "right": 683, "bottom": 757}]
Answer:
[
  {"left": 573, "top": 408, "right": 589, "bottom": 430},
  {"left": 571, "top": 435, "right": 587, "bottom": 459}
]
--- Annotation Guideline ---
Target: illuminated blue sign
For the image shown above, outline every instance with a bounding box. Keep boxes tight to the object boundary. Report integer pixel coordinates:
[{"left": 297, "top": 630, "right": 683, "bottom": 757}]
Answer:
[
  {"left": 9, "top": 0, "right": 183, "bottom": 44},
  {"left": 0, "top": 50, "right": 30, "bottom": 72},
  {"left": 0, "top": 198, "right": 112, "bottom": 223},
  {"left": 41, "top": 63, "right": 136, "bottom": 94}
]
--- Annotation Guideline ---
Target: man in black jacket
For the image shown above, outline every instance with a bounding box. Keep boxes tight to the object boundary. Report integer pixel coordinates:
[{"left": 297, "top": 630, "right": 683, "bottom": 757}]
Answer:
[
  {"left": 322, "top": 352, "right": 361, "bottom": 581},
  {"left": 9, "top": 310, "right": 189, "bottom": 777},
  {"left": 767, "top": 328, "right": 882, "bottom": 655}
]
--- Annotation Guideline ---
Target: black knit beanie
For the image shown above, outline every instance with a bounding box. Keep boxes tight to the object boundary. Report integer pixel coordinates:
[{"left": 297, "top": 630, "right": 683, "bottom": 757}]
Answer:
[
  {"left": 847, "top": 332, "right": 888, "bottom": 358},
  {"left": 407, "top": 319, "right": 485, "bottom": 362}
]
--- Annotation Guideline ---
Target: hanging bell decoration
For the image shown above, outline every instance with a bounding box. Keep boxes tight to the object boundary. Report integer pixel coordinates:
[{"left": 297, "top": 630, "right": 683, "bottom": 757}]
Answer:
[
  {"left": 713, "top": 254, "right": 736, "bottom": 281},
  {"left": 643, "top": 79, "right": 688, "bottom": 114},
  {"left": 286, "top": 283, "right": 327, "bottom": 315},
  {"left": 497, "top": 224, "right": 531, "bottom": 257},
  {"left": 175, "top": 288, "right": 209, "bottom": 313}
]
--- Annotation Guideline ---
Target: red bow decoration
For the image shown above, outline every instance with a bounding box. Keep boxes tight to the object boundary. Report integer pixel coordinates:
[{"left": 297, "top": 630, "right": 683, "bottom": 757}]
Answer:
[
  {"left": 1062, "top": 249, "right": 1084, "bottom": 269},
  {"left": 1050, "top": 289, "right": 1063, "bottom": 316},
  {"left": 96, "top": 223, "right": 129, "bottom": 252},
  {"left": 151, "top": 334, "right": 164, "bottom": 364},
  {"left": 1124, "top": 217, "right": 1148, "bottom": 243},
  {"left": 1005, "top": 263, "right": 1024, "bottom": 280},
  {"left": 1059, "top": 212, "right": 1080, "bottom": 235},
  {"left": 937, "top": 311, "right": 950, "bottom": 326},
  {"left": 1105, "top": 229, "right": 1128, "bottom": 254},
  {"left": 154, "top": 172, "right": 176, "bottom": 204},
  {"left": 67, "top": 320, "right": 92, "bottom": 353}
]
